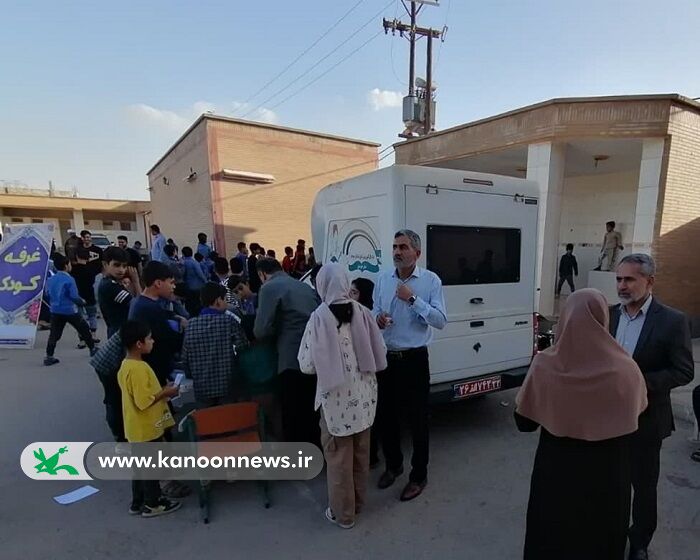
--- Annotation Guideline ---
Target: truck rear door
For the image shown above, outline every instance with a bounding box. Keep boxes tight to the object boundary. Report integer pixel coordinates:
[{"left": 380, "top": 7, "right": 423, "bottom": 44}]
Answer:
[{"left": 405, "top": 184, "right": 538, "bottom": 385}]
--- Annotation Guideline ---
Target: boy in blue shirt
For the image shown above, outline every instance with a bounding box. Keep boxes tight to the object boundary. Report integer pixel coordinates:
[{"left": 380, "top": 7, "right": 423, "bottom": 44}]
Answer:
[
  {"left": 196, "top": 232, "right": 211, "bottom": 260},
  {"left": 44, "top": 254, "right": 97, "bottom": 366}
]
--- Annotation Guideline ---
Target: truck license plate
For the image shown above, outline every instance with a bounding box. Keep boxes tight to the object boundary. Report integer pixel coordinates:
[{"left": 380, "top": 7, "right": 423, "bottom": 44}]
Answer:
[{"left": 453, "top": 375, "right": 502, "bottom": 400}]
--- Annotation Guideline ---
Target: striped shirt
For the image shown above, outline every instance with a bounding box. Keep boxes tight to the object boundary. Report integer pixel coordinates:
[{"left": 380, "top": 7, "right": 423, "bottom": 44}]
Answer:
[{"left": 98, "top": 276, "right": 133, "bottom": 335}]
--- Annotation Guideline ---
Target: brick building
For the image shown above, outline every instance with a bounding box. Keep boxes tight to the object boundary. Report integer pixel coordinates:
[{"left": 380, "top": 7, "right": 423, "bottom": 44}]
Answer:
[
  {"left": 147, "top": 115, "right": 379, "bottom": 257},
  {"left": 394, "top": 94, "right": 700, "bottom": 323}
]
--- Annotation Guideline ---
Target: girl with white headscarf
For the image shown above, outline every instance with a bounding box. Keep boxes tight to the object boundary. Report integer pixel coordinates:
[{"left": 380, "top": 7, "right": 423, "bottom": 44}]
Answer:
[{"left": 298, "top": 263, "right": 387, "bottom": 529}]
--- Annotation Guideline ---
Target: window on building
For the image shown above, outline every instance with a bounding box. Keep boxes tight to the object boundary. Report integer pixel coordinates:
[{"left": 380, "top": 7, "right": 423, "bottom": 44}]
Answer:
[
  {"left": 31, "top": 219, "right": 44, "bottom": 223},
  {"left": 120, "top": 221, "right": 134, "bottom": 231},
  {"left": 11, "top": 218, "right": 25, "bottom": 223},
  {"left": 426, "top": 225, "right": 521, "bottom": 286}
]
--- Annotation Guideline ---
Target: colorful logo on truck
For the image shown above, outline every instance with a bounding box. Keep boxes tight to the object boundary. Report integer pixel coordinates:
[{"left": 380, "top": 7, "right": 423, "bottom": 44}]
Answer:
[{"left": 327, "top": 219, "right": 382, "bottom": 275}]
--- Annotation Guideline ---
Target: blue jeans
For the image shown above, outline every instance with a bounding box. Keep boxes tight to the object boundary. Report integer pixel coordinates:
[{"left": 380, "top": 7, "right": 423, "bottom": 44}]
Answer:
[{"left": 82, "top": 304, "right": 98, "bottom": 331}]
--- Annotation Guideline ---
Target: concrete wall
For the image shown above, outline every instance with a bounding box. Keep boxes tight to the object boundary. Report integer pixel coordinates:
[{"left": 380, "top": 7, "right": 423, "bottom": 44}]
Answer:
[
  {"left": 0, "top": 207, "right": 147, "bottom": 247},
  {"left": 654, "top": 105, "right": 700, "bottom": 319},
  {"left": 208, "top": 120, "right": 378, "bottom": 256},
  {"left": 558, "top": 170, "right": 639, "bottom": 283},
  {"left": 148, "top": 120, "right": 214, "bottom": 251}
]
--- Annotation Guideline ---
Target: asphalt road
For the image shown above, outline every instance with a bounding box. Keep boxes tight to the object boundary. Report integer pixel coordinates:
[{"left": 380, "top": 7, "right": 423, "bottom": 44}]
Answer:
[{"left": 1, "top": 326, "right": 698, "bottom": 560}]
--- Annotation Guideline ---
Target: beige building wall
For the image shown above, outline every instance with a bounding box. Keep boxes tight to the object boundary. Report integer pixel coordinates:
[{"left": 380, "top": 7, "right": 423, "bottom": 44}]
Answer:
[
  {"left": 654, "top": 105, "right": 700, "bottom": 317},
  {"left": 559, "top": 170, "right": 640, "bottom": 277},
  {"left": 148, "top": 119, "right": 214, "bottom": 251},
  {"left": 208, "top": 119, "right": 378, "bottom": 256},
  {"left": 0, "top": 194, "right": 150, "bottom": 247}
]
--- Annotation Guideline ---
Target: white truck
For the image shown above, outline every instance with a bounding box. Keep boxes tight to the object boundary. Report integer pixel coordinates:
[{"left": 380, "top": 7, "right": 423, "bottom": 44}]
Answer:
[{"left": 311, "top": 164, "right": 543, "bottom": 402}]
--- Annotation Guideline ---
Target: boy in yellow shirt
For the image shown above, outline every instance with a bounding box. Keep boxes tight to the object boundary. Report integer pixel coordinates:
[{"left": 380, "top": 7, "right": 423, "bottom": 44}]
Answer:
[{"left": 118, "top": 320, "right": 181, "bottom": 518}]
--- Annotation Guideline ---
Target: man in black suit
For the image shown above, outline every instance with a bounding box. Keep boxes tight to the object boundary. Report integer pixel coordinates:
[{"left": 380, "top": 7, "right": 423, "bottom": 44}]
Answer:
[{"left": 610, "top": 254, "right": 694, "bottom": 560}]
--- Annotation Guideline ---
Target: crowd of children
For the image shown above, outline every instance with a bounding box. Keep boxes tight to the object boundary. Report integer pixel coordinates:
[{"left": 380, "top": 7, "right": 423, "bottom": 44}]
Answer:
[{"left": 37, "top": 226, "right": 341, "bottom": 519}]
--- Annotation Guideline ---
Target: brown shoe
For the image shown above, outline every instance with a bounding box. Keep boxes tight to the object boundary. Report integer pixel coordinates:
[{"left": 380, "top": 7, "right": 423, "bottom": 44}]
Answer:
[{"left": 400, "top": 480, "right": 427, "bottom": 502}]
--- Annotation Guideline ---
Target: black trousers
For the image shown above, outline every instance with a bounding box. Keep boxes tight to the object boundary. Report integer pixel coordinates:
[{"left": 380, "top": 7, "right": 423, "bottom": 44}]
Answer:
[
  {"left": 375, "top": 348, "right": 430, "bottom": 483},
  {"left": 97, "top": 371, "right": 125, "bottom": 442},
  {"left": 629, "top": 436, "right": 662, "bottom": 549},
  {"left": 693, "top": 385, "right": 700, "bottom": 426},
  {"left": 46, "top": 313, "right": 94, "bottom": 356},
  {"left": 131, "top": 479, "right": 161, "bottom": 508},
  {"left": 556, "top": 274, "right": 575, "bottom": 294},
  {"left": 279, "top": 369, "right": 320, "bottom": 447},
  {"left": 131, "top": 437, "right": 163, "bottom": 508}
]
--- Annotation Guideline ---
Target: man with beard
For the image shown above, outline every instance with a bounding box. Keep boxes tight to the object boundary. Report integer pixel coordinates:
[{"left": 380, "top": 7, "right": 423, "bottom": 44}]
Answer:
[
  {"left": 610, "top": 253, "right": 694, "bottom": 560},
  {"left": 372, "top": 230, "right": 447, "bottom": 502}
]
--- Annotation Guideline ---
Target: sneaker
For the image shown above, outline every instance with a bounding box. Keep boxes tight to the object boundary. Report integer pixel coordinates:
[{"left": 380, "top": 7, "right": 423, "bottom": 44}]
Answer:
[
  {"left": 128, "top": 503, "right": 142, "bottom": 515},
  {"left": 77, "top": 341, "right": 87, "bottom": 349},
  {"left": 324, "top": 507, "right": 354, "bottom": 529},
  {"left": 91, "top": 337, "right": 101, "bottom": 344},
  {"left": 89, "top": 347, "right": 99, "bottom": 357},
  {"left": 44, "top": 357, "right": 60, "bottom": 366},
  {"left": 141, "top": 498, "right": 181, "bottom": 518}
]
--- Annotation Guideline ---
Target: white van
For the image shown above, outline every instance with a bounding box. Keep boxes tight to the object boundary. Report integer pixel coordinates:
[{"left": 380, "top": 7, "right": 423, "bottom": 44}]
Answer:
[{"left": 311, "top": 164, "right": 542, "bottom": 402}]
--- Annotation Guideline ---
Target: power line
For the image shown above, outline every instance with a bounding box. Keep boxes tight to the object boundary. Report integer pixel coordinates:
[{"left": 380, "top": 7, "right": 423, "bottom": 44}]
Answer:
[
  {"left": 435, "top": 0, "right": 451, "bottom": 77},
  {"left": 267, "top": 30, "right": 383, "bottom": 111},
  {"left": 378, "top": 147, "right": 395, "bottom": 163},
  {"left": 238, "top": 0, "right": 368, "bottom": 110},
  {"left": 389, "top": 0, "right": 407, "bottom": 86},
  {"left": 241, "top": 0, "right": 395, "bottom": 119}
]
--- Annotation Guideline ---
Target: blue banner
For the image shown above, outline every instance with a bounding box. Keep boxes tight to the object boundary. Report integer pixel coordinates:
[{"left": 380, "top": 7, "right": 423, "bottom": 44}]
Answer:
[{"left": 0, "top": 224, "right": 53, "bottom": 348}]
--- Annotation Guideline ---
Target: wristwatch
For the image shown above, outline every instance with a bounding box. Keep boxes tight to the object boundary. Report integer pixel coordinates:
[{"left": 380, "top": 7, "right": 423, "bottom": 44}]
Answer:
[{"left": 408, "top": 295, "right": 417, "bottom": 306}]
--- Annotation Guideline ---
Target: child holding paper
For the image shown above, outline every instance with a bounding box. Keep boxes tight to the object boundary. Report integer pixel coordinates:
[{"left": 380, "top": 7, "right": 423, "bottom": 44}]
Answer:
[{"left": 117, "top": 320, "right": 181, "bottom": 518}]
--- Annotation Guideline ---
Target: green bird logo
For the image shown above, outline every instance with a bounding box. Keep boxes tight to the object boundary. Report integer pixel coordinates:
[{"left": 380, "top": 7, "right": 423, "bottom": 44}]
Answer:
[{"left": 33, "top": 446, "right": 79, "bottom": 476}]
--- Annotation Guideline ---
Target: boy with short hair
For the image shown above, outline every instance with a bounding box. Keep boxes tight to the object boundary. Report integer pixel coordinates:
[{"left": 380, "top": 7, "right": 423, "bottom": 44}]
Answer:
[
  {"left": 99, "top": 247, "right": 141, "bottom": 338},
  {"left": 196, "top": 233, "right": 211, "bottom": 260},
  {"left": 71, "top": 245, "right": 101, "bottom": 345},
  {"left": 281, "top": 246, "right": 294, "bottom": 274},
  {"left": 232, "top": 279, "right": 257, "bottom": 317},
  {"left": 595, "top": 220, "right": 624, "bottom": 271},
  {"left": 117, "top": 320, "right": 181, "bottom": 517},
  {"left": 213, "top": 257, "right": 238, "bottom": 308},
  {"left": 556, "top": 243, "right": 579, "bottom": 296},
  {"left": 44, "top": 254, "right": 97, "bottom": 366},
  {"left": 128, "top": 261, "right": 184, "bottom": 386},
  {"left": 234, "top": 242, "right": 249, "bottom": 269},
  {"left": 182, "top": 283, "right": 249, "bottom": 407},
  {"left": 117, "top": 235, "right": 142, "bottom": 270}
]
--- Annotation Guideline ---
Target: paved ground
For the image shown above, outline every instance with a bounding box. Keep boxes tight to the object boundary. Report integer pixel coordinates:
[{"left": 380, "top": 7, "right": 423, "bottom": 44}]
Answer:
[{"left": 1, "top": 326, "right": 699, "bottom": 560}]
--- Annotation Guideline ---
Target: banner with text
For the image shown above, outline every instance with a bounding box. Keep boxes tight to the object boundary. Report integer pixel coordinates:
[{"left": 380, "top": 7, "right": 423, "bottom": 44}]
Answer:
[{"left": 0, "top": 223, "right": 54, "bottom": 349}]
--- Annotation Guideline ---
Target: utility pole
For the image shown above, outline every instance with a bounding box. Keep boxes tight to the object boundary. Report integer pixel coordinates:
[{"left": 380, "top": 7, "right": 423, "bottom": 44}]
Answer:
[
  {"left": 383, "top": 1, "right": 445, "bottom": 137},
  {"left": 408, "top": 2, "right": 416, "bottom": 98},
  {"left": 425, "top": 31, "right": 433, "bottom": 136}
]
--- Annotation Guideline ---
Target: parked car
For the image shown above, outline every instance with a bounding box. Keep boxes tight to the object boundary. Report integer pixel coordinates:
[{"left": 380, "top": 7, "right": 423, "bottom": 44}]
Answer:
[{"left": 90, "top": 234, "right": 112, "bottom": 249}]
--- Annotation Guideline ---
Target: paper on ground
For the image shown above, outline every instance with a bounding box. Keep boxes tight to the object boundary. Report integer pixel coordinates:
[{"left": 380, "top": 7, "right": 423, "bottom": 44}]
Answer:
[{"left": 53, "top": 485, "right": 99, "bottom": 505}]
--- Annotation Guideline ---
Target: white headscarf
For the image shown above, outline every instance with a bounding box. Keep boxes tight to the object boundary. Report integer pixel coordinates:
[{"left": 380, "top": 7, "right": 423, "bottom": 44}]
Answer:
[{"left": 309, "top": 264, "right": 387, "bottom": 392}]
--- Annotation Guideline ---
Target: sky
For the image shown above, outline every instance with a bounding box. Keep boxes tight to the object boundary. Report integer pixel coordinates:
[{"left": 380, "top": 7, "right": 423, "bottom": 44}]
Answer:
[{"left": 1, "top": 0, "right": 699, "bottom": 200}]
